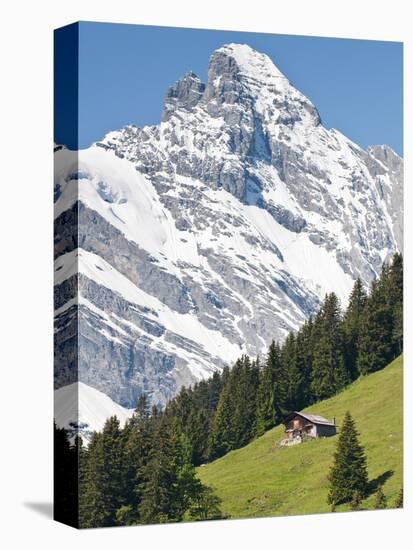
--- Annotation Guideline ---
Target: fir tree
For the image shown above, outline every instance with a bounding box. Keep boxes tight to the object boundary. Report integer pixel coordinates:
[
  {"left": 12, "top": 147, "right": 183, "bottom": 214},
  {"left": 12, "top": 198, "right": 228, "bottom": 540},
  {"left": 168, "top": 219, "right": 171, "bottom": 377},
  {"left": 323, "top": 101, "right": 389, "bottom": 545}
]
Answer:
[
  {"left": 294, "top": 318, "right": 313, "bottom": 406},
  {"left": 79, "top": 417, "right": 124, "bottom": 528},
  {"left": 357, "top": 272, "right": 393, "bottom": 375},
  {"left": 208, "top": 356, "right": 260, "bottom": 458},
  {"left": 135, "top": 393, "right": 150, "bottom": 419},
  {"left": 120, "top": 404, "right": 154, "bottom": 523},
  {"left": 255, "top": 342, "right": 281, "bottom": 436},
  {"left": 388, "top": 253, "right": 403, "bottom": 355},
  {"left": 138, "top": 415, "right": 178, "bottom": 524},
  {"left": 138, "top": 417, "right": 206, "bottom": 524},
  {"left": 342, "top": 278, "right": 367, "bottom": 379},
  {"left": 169, "top": 427, "right": 202, "bottom": 520},
  {"left": 101, "top": 416, "right": 125, "bottom": 523},
  {"left": 79, "top": 431, "right": 104, "bottom": 527},
  {"left": 328, "top": 411, "right": 368, "bottom": 505},
  {"left": 187, "top": 407, "right": 211, "bottom": 465},
  {"left": 231, "top": 355, "right": 260, "bottom": 447},
  {"left": 280, "top": 333, "right": 297, "bottom": 412},
  {"left": 207, "top": 363, "right": 238, "bottom": 459},
  {"left": 311, "top": 293, "right": 349, "bottom": 401},
  {"left": 189, "top": 485, "right": 224, "bottom": 521},
  {"left": 205, "top": 370, "right": 225, "bottom": 412},
  {"left": 282, "top": 332, "right": 309, "bottom": 412}
]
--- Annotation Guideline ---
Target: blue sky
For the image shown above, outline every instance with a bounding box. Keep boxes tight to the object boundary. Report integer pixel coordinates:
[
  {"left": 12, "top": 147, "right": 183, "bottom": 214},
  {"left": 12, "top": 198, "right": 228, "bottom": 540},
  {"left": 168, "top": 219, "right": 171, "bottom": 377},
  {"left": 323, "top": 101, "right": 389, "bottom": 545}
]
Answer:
[{"left": 55, "top": 22, "right": 403, "bottom": 155}]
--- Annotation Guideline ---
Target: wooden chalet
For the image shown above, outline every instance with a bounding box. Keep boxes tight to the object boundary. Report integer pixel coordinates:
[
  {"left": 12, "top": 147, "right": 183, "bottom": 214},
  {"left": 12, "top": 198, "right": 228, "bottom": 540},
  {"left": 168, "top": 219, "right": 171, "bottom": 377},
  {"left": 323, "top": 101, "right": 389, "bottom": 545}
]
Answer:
[{"left": 283, "top": 411, "right": 336, "bottom": 444}]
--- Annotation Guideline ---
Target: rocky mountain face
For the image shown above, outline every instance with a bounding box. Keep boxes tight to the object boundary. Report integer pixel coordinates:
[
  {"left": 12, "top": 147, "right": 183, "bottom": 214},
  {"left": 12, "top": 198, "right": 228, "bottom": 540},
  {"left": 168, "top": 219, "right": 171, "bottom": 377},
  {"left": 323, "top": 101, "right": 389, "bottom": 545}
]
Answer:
[{"left": 54, "top": 44, "right": 403, "bottom": 410}]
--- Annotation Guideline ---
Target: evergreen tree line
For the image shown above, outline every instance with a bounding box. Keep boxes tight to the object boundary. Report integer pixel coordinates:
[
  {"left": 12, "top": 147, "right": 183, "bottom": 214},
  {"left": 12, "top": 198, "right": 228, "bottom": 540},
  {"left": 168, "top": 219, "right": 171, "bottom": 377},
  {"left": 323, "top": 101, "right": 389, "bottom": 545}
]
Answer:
[
  {"left": 55, "top": 397, "right": 225, "bottom": 528},
  {"left": 79, "top": 398, "right": 223, "bottom": 527},
  {"left": 165, "top": 253, "right": 403, "bottom": 463},
  {"left": 54, "top": 253, "right": 402, "bottom": 527}
]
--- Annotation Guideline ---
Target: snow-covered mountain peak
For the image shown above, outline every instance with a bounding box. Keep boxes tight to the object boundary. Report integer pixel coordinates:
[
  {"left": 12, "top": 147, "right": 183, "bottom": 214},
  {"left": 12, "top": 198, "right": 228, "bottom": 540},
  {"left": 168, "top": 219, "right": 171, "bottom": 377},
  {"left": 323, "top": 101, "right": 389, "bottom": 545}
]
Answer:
[
  {"left": 160, "top": 42, "right": 320, "bottom": 131},
  {"left": 204, "top": 43, "right": 321, "bottom": 127},
  {"left": 55, "top": 44, "right": 403, "bottom": 411},
  {"left": 211, "top": 43, "right": 286, "bottom": 80}
]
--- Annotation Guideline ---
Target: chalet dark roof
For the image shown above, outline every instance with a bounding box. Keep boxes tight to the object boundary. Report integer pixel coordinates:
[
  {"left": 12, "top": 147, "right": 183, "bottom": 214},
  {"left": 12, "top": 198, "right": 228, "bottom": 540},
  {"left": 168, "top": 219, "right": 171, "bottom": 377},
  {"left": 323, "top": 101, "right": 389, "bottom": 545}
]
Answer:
[{"left": 284, "top": 411, "right": 336, "bottom": 427}]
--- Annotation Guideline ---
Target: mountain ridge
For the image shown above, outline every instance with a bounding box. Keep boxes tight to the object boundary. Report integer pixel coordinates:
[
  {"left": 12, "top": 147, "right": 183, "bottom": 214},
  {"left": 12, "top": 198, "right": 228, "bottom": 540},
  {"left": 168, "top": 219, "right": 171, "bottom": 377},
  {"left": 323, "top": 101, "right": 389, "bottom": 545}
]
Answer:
[{"left": 54, "top": 43, "right": 403, "bottom": 411}]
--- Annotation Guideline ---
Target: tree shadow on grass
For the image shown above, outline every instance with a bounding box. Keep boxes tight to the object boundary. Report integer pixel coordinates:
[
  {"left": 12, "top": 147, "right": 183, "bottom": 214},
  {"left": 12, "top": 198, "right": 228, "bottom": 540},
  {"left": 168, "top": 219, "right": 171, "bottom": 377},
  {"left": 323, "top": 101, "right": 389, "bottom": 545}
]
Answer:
[{"left": 368, "top": 470, "right": 394, "bottom": 496}]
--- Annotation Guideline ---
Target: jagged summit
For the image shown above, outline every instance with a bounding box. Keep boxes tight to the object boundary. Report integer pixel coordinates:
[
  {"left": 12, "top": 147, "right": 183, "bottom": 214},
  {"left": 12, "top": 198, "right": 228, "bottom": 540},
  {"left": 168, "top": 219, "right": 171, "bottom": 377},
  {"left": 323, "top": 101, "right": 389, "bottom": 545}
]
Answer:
[
  {"left": 55, "top": 44, "right": 403, "bottom": 410},
  {"left": 162, "top": 71, "right": 205, "bottom": 121},
  {"left": 211, "top": 43, "right": 287, "bottom": 80},
  {"left": 161, "top": 43, "right": 320, "bottom": 128}
]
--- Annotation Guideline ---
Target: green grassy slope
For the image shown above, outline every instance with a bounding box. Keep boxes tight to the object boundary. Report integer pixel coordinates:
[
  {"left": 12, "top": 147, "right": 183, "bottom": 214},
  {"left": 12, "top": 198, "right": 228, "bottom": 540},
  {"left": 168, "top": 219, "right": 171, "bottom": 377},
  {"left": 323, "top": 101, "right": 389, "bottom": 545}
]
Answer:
[{"left": 197, "top": 355, "right": 403, "bottom": 518}]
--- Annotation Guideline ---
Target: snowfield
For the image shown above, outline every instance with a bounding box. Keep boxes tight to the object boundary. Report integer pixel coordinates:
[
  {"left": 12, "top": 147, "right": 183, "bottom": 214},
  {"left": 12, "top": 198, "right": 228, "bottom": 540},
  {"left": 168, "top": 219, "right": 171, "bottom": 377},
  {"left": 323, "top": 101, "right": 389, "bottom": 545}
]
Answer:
[{"left": 54, "top": 382, "right": 135, "bottom": 443}]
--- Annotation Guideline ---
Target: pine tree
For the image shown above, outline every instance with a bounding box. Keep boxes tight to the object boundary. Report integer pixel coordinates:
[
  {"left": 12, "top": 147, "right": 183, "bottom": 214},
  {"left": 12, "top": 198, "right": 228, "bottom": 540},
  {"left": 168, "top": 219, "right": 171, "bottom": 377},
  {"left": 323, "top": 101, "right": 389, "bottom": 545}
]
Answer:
[
  {"left": 281, "top": 332, "right": 309, "bottom": 412},
  {"left": 357, "top": 274, "right": 393, "bottom": 375},
  {"left": 207, "top": 361, "right": 239, "bottom": 459},
  {"left": 374, "top": 485, "right": 387, "bottom": 509},
  {"left": 392, "top": 306, "right": 403, "bottom": 357},
  {"left": 171, "top": 429, "right": 203, "bottom": 520},
  {"left": 138, "top": 417, "right": 205, "bottom": 524},
  {"left": 186, "top": 407, "right": 211, "bottom": 465},
  {"left": 207, "top": 355, "right": 260, "bottom": 458},
  {"left": 231, "top": 355, "right": 260, "bottom": 447},
  {"left": 328, "top": 411, "right": 368, "bottom": 505},
  {"left": 189, "top": 485, "right": 224, "bottom": 521},
  {"left": 281, "top": 333, "right": 297, "bottom": 412},
  {"left": 138, "top": 416, "right": 178, "bottom": 524},
  {"left": 342, "top": 278, "right": 367, "bottom": 379},
  {"left": 119, "top": 403, "right": 154, "bottom": 523},
  {"left": 79, "top": 431, "right": 104, "bottom": 527},
  {"left": 205, "top": 370, "right": 225, "bottom": 412},
  {"left": 165, "top": 386, "right": 194, "bottom": 454},
  {"left": 294, "top": 318, "right": 313, "bottom": 406},
  {"left": 101, "top": 416, "right": 125, "bottom": 523},
  {"left": 177, "top": 370, "right": 224, "bottom": 464},
  {"left": 271, "top": 341, "right": 286, "bottom": 415},
  {"left": 311, "top": 293, "right": 349, "bottom": 401},
  {"left": 388, "top": 253, "right": 403, "bottom": 355},
  {"left": 135, "top": 393, "right": 150, "bottom": 419},
  {"left": 255, "top": 342, "right": 281, "bottom": 436},
  {"left": 79, "top": 417, "right": 125, "bottom": 528}
]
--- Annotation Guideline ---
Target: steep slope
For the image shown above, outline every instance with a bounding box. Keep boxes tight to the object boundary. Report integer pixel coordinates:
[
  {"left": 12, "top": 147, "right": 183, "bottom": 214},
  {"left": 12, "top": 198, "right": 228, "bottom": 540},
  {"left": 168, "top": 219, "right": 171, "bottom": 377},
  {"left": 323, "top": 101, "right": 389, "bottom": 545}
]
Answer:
[
  {"left": 197, "top": 355, "right": 403, "bottom": 517},
  {"left": 54, "top": 43, "right": 403, "bottom": 409}
]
